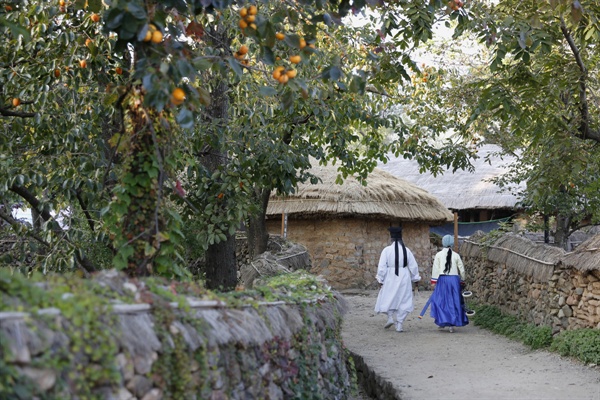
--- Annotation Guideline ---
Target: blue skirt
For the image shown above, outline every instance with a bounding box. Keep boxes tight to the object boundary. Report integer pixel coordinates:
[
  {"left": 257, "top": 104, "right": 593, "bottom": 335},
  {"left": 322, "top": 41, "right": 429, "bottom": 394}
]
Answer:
[{"left": 430, "top": 275, "right": 469, "bottom": 327}]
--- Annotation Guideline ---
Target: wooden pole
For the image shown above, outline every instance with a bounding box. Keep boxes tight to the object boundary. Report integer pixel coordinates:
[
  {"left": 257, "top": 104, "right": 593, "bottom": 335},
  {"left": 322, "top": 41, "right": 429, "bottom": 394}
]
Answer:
[
  {"left": 453, "top": 211, "right": 459, "bottom": 252},
  {"left": 280, "top": 212, "right": 288, "bottom": 238}
]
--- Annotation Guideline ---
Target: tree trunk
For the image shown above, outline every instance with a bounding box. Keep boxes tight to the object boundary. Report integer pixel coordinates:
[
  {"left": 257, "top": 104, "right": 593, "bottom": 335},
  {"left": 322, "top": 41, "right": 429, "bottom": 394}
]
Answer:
[
  {"left": 201, "top": 25, "right": 237, "bottom": 291},
  {"left": 554, "top": 213, "right": 571, "bottom": 250},
  {"left": 244, "top": 121, "right": 301, "bottom": 259},
  {"left": 204, "top": 234, "right": 238, "bottom": 290},
  {"left": 246, "top": 188, "right": 271, "bottom": 259},
  {"left": 121, "top": 99, "right": 164, "bottom": 277}
]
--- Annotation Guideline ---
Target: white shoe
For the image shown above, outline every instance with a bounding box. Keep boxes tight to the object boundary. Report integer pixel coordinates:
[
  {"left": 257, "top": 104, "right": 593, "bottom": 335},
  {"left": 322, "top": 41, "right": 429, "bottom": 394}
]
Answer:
[
  {"left": 449, "top": 327, "right": 454, "bottom": 333},
  {"left": 384, "top": 319, "right": 394, "bottom": 329},
  {"left": 396, "top": 322, "right": 403, "bottom": 332}
]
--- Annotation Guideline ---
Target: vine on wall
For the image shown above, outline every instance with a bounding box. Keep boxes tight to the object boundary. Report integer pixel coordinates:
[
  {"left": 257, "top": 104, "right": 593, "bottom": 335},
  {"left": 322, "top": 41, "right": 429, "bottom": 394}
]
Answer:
[{"left": 0, "top": 270, "right": 354, "bottom": 399}]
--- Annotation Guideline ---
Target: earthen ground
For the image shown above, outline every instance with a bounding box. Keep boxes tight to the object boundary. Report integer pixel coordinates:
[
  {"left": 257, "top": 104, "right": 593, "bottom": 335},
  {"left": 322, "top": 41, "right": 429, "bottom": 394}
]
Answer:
[{"left": 342, "top": 289, "right": 600, "bottom": 400}]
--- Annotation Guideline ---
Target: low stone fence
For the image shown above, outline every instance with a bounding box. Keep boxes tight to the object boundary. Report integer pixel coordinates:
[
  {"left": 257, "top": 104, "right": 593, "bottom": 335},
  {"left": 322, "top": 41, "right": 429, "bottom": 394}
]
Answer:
[
  {"left": 461, "top": 233, "right": 600, "bottom": 333},
  {"left": 0, "top": 270, "right": 354, "bottom": 399}
]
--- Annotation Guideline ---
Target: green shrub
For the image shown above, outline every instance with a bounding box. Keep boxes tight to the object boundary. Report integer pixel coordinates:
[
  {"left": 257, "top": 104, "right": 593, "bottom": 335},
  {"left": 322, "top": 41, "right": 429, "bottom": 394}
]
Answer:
[
  {"left": 472, "top": 304, "right": 552, "bottom": 349},
  {"left": 550, "top": 329, "right": 600, "bottom": 365},
  {"left": 472, "top": 304, "right": 599, "bottom": 364},
  {"left": 521, "top": 324, "right": 553, "bottom": 350}
]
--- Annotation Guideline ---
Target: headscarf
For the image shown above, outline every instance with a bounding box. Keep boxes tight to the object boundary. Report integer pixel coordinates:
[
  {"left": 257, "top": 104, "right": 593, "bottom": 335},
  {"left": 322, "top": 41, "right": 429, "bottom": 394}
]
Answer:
[
  {"left": 442, "top": 235, "right": 454, "bottom": 248},
  {"left": 388, "top": 226, "right": 407, "bottom": 276},
  {"left": 442, "top": 235, "right": 454, "bottom": 274}
]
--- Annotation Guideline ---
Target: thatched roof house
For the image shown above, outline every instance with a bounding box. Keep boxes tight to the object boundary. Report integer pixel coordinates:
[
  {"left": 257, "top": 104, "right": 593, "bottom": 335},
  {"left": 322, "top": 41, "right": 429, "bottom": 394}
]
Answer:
[
  {"left": 265, "top": 163, "right": 453, "bottom": 290},
  {"left": 377, "top": 144, "right": 525, "bottom": 233}
]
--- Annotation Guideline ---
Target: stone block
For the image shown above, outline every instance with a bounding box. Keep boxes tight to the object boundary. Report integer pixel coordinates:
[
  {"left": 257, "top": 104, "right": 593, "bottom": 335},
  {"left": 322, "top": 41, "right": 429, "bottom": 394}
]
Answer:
[
  {"left": 133, "top": 351, "right": 157, "bottom": 375},
  {"left": 126, "top": 375, "right": 153, "bottom": 398},
  {"left": 566, "top": 295, "right": 579, "bottom": 306},
  {"left": 18, "top": 366, "right": 56, "bottom": 391},
  {"left": 141, "top": 388, "right": 162, "bottom": 400},
  {"left": 561, "top": 305, "right": 573, "bottom": 318},
  {"left": 116, "top": 353, "right": 135, "bottom": 381},
  {"left": 116, "top": 387, "right": 134, "bottom": 400}
]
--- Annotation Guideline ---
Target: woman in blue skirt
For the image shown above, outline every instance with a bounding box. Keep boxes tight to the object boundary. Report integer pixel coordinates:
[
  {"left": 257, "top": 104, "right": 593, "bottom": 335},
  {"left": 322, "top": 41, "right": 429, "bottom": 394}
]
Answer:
[{"left": 429, "top": 235, "right": 469, "bottom": 332}]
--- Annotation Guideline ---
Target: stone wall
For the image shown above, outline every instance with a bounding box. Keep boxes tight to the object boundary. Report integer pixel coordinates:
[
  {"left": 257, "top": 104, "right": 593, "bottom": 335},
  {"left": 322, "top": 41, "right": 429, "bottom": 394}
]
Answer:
[
  {"left": 461, "top": 235, "right": 600, "bottom": 333},
  {"left": 0, "top": 270, "right": 354, "bottom": 400},
  {"left": 266, "top": 218, "right": 437, "bottom": 290}
]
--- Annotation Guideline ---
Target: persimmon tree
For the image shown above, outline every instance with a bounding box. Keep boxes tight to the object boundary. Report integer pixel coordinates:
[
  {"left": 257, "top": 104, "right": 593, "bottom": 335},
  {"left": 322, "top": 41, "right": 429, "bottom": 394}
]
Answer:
[
  {"left": 1, "top": 0, "right": 474, "bottom": 288},
  {"left": 1, "top": 1, "right": 122, "bottom": 273}
]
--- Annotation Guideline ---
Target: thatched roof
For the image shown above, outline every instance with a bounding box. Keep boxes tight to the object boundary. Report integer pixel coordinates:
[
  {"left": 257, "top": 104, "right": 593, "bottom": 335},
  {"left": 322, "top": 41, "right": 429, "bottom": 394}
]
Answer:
[
  {"left": 561, "top": 234, "right": 600, "bottom": 271},
  {"left": 377, "top": 144, "right": 524, "bottom": 211},
  {"left": 266, "top": 162, "right": 453, "bottom": 224},
  {"left": 462, "top": 233, "right": 563, "bottom": 282}
]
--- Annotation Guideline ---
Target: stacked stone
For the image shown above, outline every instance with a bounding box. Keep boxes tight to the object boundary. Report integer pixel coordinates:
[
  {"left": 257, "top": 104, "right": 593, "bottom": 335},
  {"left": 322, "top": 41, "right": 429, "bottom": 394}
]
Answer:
[
  {"left": 267, "top": 219, "right": 435, "bottom": 290},
  {"left": 554, "top": 266, "right": 600, "bottom": 330},
  {"left": 0, "top": 278, "right": 352, "bottom": 399},
  {"left": 234, "top": 235, "right": 251, "bottom": 269},
  {"left": 463, "top": 239, "right": 600, "bottom": 333}
]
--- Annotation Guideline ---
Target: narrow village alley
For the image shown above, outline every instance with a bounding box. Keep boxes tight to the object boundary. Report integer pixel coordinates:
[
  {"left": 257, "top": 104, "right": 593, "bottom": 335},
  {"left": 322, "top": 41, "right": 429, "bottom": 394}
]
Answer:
[{"left": 342, "top": 290, "right": 600, "bottom": 400}]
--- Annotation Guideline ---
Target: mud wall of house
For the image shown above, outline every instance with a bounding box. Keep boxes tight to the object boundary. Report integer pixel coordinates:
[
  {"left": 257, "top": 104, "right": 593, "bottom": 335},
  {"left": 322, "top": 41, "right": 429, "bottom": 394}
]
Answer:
[
  {"left": 266, "top": 218, "right": 437, "bottom": 290},
  {"left": 461, "top": 243, "right": 600, "bottom": 332}
]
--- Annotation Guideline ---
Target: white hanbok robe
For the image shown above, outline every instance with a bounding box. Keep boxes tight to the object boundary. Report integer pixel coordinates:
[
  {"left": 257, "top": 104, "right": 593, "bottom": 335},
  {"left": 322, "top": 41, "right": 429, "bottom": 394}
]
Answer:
[{"left": 374, "top": 242, "right": 421, "bottom": 314}]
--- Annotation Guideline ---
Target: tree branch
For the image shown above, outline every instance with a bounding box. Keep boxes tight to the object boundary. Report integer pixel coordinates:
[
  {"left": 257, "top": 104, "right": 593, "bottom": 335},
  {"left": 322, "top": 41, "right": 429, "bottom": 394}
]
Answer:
[
  {"left": 9, "top": 184, "right": 97, "bottom": 272},
  {"left": 282, "top": 114, "right": 313, "bottom": 144},
  {"left": 560, "top": 17, "right": 600, "bottom": 142},
  {"left": 0, "top": 208, "right": 50, "bottom": 248},
  {"left": 0, "top": 107, "right": 36, "bottom": 118},
  {"left": 9, "top": 185, "right": 52, "bottom": 222},
  {"left": 101, "top": 86, "right": 129, "bottom": 192},
  {"left": 75, "top": 191, "right": 95, "bottom": 232}
]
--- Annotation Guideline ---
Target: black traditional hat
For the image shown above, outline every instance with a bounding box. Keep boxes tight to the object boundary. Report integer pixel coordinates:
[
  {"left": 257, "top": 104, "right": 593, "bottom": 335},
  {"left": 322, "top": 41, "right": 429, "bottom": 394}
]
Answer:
[
  {"left": 388, "top": 226, "right": 403, "bottom": 239},
  {"left": 387, "top": 226, "right": 407, "bottom": 275}
]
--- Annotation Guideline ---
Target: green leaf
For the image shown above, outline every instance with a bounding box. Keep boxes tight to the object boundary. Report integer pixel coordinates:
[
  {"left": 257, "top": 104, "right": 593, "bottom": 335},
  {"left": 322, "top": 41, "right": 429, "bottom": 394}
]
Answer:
[
  {"left": 282, "top": 90, "right": 295, "bottom": 110},
  {"left": 227, "top": 56, "right": 243, "bottom": 77},
  {"left": 259, "top": 86, "right": 277, "bottom": 96},
  {"left": 176, "top": 108, "right": 194, "bottom": 129},
  {"left": 198, "top": 86, "right": 211, "bottom": 106},
  {"left": 125, "top": 2, "right": 148, "bottom": 19},
  {"left": 192, "top": 57, "right": 212, "bottom": 71},
  {"left": 3, "top": 20, "right": 31, "bottom": 42}
]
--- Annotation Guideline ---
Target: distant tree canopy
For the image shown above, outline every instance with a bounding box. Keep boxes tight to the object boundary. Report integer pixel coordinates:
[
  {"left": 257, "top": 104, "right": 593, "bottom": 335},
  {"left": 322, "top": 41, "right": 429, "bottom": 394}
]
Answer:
[{"left": 424, "top": 0, "right": 600, "bottom": 248}]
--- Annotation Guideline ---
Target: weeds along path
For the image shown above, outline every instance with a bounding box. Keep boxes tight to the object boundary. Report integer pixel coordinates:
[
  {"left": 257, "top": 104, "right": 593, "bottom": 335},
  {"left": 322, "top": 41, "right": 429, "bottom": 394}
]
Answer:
[{"left": 341, "top": 290, "right": 600, "bottom": 400}]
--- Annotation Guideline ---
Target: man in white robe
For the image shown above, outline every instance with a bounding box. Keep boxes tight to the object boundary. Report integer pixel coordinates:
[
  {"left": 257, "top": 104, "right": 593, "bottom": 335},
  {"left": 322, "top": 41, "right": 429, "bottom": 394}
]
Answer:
[{"left": 374, "top": 226, "right": 421, "bottom": 332}]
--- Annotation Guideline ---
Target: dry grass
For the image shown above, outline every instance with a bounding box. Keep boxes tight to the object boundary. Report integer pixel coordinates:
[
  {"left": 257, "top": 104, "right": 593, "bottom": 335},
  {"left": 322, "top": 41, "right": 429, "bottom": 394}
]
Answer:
[
  {"left": 267, "top": 161, "right": 452, "bottom": 224},
  {"left": 562, "top": 234, "right": 600, "bottom": 271},
  {"left": 462, "top": 233, "right": 565, "bottom": 281}
]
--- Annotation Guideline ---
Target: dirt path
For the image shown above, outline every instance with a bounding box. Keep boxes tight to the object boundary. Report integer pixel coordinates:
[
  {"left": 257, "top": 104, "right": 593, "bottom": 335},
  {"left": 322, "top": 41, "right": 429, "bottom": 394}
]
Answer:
[{"left": 341, "top": 290, "right": 600, "bottom": 400}]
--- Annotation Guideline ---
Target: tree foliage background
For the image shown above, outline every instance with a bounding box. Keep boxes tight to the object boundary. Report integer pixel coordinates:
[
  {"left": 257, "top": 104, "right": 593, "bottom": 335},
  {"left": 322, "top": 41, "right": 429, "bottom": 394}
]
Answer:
[
  {"left": 403, "top": 0, "right": 600, "bottom": 248},
  {"left": 2, "top": 0, "right": 599, "bottom": 284}
]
